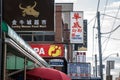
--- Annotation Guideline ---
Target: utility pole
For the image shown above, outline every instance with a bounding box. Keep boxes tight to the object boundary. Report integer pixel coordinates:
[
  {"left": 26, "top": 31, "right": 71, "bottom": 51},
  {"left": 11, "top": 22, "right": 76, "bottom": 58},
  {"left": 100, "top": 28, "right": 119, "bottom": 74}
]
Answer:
[
  {"left": 97, "top": 11, "right": 103, "bottom": 80},
  {"left": 95, "top": 54, "right": 98, "bottom": 77}
]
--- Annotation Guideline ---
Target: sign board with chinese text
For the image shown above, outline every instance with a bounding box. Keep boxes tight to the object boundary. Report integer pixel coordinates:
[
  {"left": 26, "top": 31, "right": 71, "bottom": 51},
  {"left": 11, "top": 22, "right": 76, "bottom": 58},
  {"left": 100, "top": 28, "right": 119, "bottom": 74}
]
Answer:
[
  {"left": 3, "top": 0, "right": 54, "bottom": 31},
  {"left": 30, "top": 44, "right": 64, "bottom": 57},
  {"left": 70, "top": 11, "right": 83, "bottom": 43},
  {"left": 67, "top": 62, "right": 91, "bottom": 79},
  {"left": 72, "top": 51, "right": 86, "bottom": 62}
]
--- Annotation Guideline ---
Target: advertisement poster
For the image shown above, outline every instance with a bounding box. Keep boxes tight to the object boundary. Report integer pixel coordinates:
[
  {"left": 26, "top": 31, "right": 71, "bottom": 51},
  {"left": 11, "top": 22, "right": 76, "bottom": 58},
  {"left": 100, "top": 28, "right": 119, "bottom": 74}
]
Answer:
[{"left": 67, "top": 62, "right": 91, "bottom": 79}]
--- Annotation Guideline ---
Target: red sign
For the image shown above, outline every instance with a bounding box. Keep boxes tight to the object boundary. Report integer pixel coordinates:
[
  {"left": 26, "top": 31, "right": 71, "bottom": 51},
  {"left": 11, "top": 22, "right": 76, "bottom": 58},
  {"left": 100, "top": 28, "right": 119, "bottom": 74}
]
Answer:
[{"left": 30, "top": 44, "right": 64, "bottom": 57}]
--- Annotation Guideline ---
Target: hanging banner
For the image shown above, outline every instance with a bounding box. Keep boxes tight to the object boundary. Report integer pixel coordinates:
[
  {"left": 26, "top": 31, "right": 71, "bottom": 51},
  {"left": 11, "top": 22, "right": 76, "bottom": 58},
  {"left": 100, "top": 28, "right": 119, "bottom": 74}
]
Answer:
[
  {"left": 70, "top": 11, "right": 83, "bottom": 43},
  {"left": 30, "top": 44, "right": 64, "bottom": 57}
]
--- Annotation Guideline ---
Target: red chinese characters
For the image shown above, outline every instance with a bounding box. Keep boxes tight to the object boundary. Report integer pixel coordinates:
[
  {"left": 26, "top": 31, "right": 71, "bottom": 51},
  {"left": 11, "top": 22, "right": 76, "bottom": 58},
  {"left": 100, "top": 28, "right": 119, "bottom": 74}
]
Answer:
[{"left": 71, "top": 12, "right": 82, "bottom": 38}]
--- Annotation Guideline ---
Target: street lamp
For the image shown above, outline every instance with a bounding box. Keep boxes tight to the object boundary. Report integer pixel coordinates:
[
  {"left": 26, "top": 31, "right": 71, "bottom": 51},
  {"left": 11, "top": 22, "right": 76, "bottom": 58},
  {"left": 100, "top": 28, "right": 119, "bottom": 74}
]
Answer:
[
  {"left": 104, "top": 53, "right": 119, "bottom": 80},
  {"left": 94, "top": 53, "right": 119, "bottom": 78},
  {"left": 103, "top": 53, "right": 119, "bottom": 61}
]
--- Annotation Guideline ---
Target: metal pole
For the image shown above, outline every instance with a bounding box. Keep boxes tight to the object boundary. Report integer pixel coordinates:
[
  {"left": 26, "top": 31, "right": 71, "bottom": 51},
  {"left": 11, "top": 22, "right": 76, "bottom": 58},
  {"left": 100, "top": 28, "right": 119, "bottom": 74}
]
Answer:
[
  {"left": 24, "top": 57, "right": 27, "bottom": 80},
  {"left": 95, "top": 54, "right": 97, "bottom": 77},
  {"left": 97, "top": 11, "right": 103, "bottom": 80},
  {"left": 0, "top": 0, "right": 3, "bottom": 79},
  {"left": 3, "top": 42, "right": 7, "bottom": 80},
  {"left": 108, "top": 61, "right": 110, "bottom": 76}
]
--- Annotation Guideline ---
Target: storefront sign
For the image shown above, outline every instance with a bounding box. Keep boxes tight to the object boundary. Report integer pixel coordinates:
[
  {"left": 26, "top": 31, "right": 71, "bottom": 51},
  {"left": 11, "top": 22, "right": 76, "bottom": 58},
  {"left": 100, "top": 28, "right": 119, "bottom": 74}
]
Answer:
[
  {"left": 67, "top": 62, "right": 91, "bottom": 79},
  {"left": 70, "top": 11, "right": 83, "bottom": 43},
  {"left": 3, "top": 0, "right": 54, "bottom": 31},
  {"left": 49, "top": 59, "right": 64, "bottom": 66},
  {"left": 72, "top": 51, "right": 86, "bottom": 62},
  {"left": 30, "top": 44, "right": 64, "bottom": 57}
]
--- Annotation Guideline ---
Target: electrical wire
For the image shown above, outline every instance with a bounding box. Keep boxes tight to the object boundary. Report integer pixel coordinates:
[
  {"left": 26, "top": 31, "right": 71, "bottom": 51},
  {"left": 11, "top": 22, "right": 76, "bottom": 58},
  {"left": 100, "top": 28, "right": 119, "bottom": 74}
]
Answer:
[
  {"left": 102, "top": 5, "right": 120, "bottom": 53},
  {"left": 101, "top": 14, "right": 120, "bottom": 20},
  {"left": 101, "top": 35, "right": 120, "bottom": 41},
  {"left": 101, "top": 0, "right": 108, "bottom": 27},
  {"left": 101, "top": 25, "right": 120, "bottom": 34},
  {"left": 87, "top": 16, "right": 96, "bottom": 25}
]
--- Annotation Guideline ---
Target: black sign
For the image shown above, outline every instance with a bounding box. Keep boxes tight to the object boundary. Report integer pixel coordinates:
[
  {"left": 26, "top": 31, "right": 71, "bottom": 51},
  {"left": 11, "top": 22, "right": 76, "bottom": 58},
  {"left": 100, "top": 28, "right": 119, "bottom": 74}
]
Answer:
[
  {"left": 75, "top": 20, "right": 87, "bottom": 50},
  {"left": 3, "top": 0, "right": 54, "bottom": 31}
]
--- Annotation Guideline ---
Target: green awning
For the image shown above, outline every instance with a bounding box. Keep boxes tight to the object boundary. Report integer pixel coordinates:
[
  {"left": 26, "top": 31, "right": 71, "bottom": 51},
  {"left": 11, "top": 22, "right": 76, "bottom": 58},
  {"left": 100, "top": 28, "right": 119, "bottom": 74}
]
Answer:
[{"left": 2, "top": 21, "right": 8, "bottom": 32}]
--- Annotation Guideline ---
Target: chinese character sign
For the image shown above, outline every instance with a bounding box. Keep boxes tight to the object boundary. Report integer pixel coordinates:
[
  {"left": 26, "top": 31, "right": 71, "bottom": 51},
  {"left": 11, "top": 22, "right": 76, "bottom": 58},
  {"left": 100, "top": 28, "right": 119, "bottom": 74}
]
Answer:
[
  {"left": 70, "top": 12, "right": 83, "bottom": 43},
  {"left": 3, "top": 0, "right": 54, "bottom": 31},
  {"left": 72, "top": 51, "right": 86, "bottom": 62}
]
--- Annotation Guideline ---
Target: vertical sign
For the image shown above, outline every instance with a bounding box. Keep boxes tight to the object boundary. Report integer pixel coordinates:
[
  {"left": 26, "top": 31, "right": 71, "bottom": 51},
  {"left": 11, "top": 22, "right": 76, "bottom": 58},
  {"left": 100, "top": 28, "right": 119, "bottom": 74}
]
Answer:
[{"left": 70, "top": 11, "right": 83, "bottom": 43}]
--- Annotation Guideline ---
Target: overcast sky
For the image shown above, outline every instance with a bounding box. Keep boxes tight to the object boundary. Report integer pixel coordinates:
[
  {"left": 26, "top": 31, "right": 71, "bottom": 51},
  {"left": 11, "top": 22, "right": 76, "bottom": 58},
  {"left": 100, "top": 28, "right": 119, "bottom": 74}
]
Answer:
[{"left": 55, "top": 0, "right": 120, "bottom": 79}]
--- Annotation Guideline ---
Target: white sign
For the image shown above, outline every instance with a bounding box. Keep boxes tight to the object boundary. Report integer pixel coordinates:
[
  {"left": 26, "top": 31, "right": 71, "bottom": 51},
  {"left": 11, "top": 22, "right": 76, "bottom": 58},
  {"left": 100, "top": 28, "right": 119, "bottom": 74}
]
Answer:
[
  {"left": 72, "top": 51, "right": 86, "bottom": 62},
  {"left": 70, "top": 11, "right": 83, "bottom": 43}
]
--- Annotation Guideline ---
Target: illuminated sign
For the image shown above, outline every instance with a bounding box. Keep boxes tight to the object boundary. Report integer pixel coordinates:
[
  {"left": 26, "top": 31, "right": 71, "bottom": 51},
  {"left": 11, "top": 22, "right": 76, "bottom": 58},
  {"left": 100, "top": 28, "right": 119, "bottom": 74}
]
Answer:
[
  {"left": 30, "top": 44, "right": 64, "bottom": 57},
  {"left": 3, "top": 0, "right": 54, "bottom": 31}
]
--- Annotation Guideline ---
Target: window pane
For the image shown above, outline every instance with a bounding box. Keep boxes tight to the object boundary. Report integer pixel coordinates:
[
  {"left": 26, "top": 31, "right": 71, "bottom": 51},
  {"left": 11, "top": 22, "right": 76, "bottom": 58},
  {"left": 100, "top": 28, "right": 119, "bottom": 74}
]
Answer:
[
  {"left": 34, "top": 35, "right": 43, "bottom": 41},
  {"left": 21, "top": 35, "right": 32, "bottom": 41},
  {"left": 45, "top": 35, "right": 54, "bottom": 41}
]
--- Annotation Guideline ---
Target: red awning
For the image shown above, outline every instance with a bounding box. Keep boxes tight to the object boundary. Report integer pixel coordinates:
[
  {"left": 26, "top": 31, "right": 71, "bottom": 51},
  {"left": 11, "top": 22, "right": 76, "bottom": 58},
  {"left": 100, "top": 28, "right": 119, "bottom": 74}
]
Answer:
[{"left": 26, "top": 67, "right": 71, "bottom": 80}]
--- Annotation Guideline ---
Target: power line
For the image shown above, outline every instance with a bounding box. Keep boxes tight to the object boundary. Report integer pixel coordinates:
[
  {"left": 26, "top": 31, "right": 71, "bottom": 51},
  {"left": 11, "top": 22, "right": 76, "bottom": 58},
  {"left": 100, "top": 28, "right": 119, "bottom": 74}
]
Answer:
[
  {"left": 101, "top": 25, "right": 120, "bottom": 34},
  {"left": 102, "top": 5, "right": 120, "bottom": 53},
  {"left": 101, "top": 36, "right": 120, "bottom": 41},
  {"left": 101, "top": 0, "right": 109, "bottom": 27},
  {"left": 101, "top": 14, "right": 120, "bottom": 20},
  {"left": 87, "top": 16, "right": 96, "bottom": 25}
]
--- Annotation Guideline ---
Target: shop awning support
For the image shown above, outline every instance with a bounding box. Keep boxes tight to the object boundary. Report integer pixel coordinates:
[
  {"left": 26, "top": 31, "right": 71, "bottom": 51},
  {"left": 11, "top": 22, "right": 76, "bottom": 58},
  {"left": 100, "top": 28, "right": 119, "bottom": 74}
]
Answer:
[
  {"left": 7, "top": 63, "right": 35, "bottom": 77},
  {"left": 2, "top": 21, "right": 50, "bottom": 67},
  {"left": 3, "top": 33, "right": 7, "bottom": 80},
  {"left": 24, "top": 57, "right": 27, "bottom": 80}
]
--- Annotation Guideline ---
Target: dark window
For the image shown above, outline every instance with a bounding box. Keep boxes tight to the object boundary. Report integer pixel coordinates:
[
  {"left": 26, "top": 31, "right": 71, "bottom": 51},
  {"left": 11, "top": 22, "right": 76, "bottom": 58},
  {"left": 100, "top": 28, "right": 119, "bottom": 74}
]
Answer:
[
  {"left": 21, "top": 35, "right": 32, "bottom": 41},
  {"left": 45, "top": 35, "right": 54, "bottom": 41},
  {"left": 34, "top": 35, "right": 44, "bottom": 41}
]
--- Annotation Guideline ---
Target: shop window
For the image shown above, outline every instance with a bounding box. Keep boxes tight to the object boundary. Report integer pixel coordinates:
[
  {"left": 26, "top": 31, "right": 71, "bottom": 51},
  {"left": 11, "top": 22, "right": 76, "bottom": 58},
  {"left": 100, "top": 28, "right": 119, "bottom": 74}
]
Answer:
[
  {"left": 7, "top": 55, "right": 34, "bottom": 69},
  {"left": 34, "top": 35, "right": 44, "bottom": 41},
  {"left": 45, "top": 35, "right": 54, "bottom": 41},
  {"left": 21, "top": 35, "right": 32, "bottom": 41}
]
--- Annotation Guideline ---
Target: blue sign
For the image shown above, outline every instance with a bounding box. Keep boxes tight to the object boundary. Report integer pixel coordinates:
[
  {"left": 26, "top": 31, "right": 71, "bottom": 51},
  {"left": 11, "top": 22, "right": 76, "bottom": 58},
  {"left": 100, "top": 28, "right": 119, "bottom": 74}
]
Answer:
[{"left": 50, "top": 62, "right": 64, "bottom": 66}]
